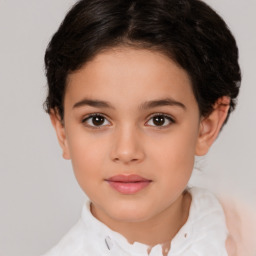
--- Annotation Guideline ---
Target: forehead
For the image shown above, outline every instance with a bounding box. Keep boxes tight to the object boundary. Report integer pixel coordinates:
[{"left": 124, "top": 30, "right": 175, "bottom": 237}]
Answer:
[{"left": 65, "top": 47, "right": 196, "bottom": 110}]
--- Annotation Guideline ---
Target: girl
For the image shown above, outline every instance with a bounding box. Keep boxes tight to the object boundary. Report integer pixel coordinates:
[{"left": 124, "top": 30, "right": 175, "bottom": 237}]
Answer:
[{"left": 42, "top": 0, "right": 251, "bottom": 255}]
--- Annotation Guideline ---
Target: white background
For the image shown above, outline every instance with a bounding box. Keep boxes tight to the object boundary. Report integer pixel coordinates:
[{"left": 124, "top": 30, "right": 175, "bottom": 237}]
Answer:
[{"left": 0, "top": 0, "right": 255, "bottom": 255}]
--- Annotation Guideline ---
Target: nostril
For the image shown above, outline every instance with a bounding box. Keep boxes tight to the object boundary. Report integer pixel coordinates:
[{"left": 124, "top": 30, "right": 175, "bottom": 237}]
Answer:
[{"left": 113, "top": 157, "right": 139, "bottom": 163}]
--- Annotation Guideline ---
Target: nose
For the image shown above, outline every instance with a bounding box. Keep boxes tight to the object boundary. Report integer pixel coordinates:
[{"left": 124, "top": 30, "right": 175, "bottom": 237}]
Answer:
[{"left": 110, "top": 125, "right": 145, "bottom": 164}]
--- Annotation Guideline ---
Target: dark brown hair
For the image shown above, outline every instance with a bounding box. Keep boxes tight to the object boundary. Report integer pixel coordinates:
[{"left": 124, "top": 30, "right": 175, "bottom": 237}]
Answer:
[{"left": 44, "top": 0, "right": 241, "bottom": 122}]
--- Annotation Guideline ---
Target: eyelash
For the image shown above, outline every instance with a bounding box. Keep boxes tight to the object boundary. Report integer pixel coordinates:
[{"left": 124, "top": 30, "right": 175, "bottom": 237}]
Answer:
[
  {"left": 145, "top": 113, "right": 175, "bottom": 128},
  {"left": 82, "top": 113, "right": 111, "bottom": 129},
  {"left": 81, "top": 113, "right": 175, "bottom": 129}
]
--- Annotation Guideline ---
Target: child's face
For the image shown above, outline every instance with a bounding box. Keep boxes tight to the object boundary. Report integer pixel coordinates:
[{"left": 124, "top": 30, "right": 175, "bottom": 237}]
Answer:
[{"left": 53, "top": 47, "right": 206, "bottom": 223}]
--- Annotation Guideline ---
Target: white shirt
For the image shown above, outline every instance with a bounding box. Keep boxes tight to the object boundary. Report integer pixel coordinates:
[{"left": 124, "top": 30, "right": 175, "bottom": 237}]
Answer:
[{"left": 41, "top": 187, "right": 228, "bottom": 256}]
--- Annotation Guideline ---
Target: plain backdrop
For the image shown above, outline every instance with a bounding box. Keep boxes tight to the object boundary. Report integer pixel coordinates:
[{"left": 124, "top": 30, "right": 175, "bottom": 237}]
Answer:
[{"left": 0, "top": 0, "right": 255, "bottom": 255}]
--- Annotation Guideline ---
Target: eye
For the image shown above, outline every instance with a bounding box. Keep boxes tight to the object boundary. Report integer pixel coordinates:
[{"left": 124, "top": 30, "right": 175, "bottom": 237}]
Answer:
[
  {"left": 146, "top": 114, "right": 175, "bottom": 127},
  {"left": 82, "top": 114, "right": 110, "bottom": 128}
]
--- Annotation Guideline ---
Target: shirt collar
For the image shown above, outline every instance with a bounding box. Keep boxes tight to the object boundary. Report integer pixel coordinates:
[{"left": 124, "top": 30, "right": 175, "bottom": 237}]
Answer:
[{"left": 80, "top": 187, "right": 227, "bottom": 255}]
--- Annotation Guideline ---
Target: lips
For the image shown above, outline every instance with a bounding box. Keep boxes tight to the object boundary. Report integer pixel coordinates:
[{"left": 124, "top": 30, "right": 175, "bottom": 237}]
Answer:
[{"left": 105, "top": 174, "right": 152, "bottom": 194}]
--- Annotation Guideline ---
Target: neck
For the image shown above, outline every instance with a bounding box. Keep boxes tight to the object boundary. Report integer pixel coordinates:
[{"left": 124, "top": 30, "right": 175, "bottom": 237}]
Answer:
[{"left": 91, "top": 190, "right": 191, "bottom": 248}]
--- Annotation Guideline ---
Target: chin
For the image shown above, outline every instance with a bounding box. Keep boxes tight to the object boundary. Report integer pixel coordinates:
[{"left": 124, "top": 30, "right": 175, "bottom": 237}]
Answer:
[{"left": 105, "top": 202, "right": 153, "bottom": 223}]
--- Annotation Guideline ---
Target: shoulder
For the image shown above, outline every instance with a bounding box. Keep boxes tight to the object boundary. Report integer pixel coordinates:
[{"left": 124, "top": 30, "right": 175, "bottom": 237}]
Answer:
[
  {"left": 171, "top": 187, "right": 229, "bottom": 255},
  {"left": 40, "top": 219, "right": 87, "bottom": 256},
  {"left": 188, "top": 188, "right": 256, "bottom": 256},
  {"left": 220, "top": 198, "right": 256, "bottom": 256},
  {"left": 40, "top": 199, "right": 109, "bottom": 256}
]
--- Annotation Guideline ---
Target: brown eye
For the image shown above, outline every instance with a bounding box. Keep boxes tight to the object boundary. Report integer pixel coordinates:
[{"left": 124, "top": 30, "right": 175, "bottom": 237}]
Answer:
[
  {"left": 83, "top": 114, "right": 110, "bottom": 127},
  {"left": 92, "top": 115, "right": 105, "bottom": 126},
  {"left": 146, "top": 114, "right": 174, "bottom": 127},
  {"left": 152, "top": 116, "right": 165, "bottom": 126}
]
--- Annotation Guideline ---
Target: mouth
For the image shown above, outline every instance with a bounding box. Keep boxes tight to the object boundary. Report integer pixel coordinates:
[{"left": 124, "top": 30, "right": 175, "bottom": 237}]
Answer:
[{"left": 105, "top": 174, "right": 152, "bottom": 195}]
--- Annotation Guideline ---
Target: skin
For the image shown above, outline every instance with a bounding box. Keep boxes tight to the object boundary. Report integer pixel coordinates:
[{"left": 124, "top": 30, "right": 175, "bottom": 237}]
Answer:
[{"left": 51, "top": 47, "right": 229, "bottom": 250}]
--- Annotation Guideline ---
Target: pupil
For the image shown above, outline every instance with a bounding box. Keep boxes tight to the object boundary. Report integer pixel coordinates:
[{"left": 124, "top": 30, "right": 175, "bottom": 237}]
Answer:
[
  {"left": 92, "top": 116, "right": 104, "bottom": 126},
  {"left": 153, "top": 116, "right": 165, "bottom": 126}
]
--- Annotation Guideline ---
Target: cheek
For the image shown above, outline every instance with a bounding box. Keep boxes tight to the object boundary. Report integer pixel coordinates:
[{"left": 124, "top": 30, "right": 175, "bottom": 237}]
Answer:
[
  {"left": 67, "top": 133, "right": 109, "bottom": 186},
  {"left": 149, "top": 125, "right": 198, "bottom": 177}
]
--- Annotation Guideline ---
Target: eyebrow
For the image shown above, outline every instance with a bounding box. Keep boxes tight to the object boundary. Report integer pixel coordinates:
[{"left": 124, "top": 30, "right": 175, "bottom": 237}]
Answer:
[
  {"left": 73, "top": 99, "right": 114, "bottom": 109},
  {"left": 72, "top": 97, "right": 186, "bottom": 110},
  {"left": 139, "top": 98, "right": 186, "bottom": 110}
]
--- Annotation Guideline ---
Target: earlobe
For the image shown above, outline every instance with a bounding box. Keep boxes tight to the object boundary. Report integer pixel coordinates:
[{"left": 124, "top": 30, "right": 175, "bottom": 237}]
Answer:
[
  {"left": 50, "top": 110, "right": 71, "bottom": 160},
  {"left": 196, "top": 96, "right": 230, "bottom": 156}
]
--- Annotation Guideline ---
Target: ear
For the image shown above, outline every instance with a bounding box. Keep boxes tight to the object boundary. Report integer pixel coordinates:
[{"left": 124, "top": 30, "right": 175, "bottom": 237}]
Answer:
[
  {"left": 50, "top": 110, "right": 71, "bottom": 160},
  {"left": 196, "top": 96, "right": 230, "bottom": 156}
]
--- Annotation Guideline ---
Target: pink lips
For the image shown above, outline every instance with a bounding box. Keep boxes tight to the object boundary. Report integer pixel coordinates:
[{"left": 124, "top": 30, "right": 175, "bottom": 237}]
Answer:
[{"left": 105, "top": 174, "right": 152, "bottom": 194}]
